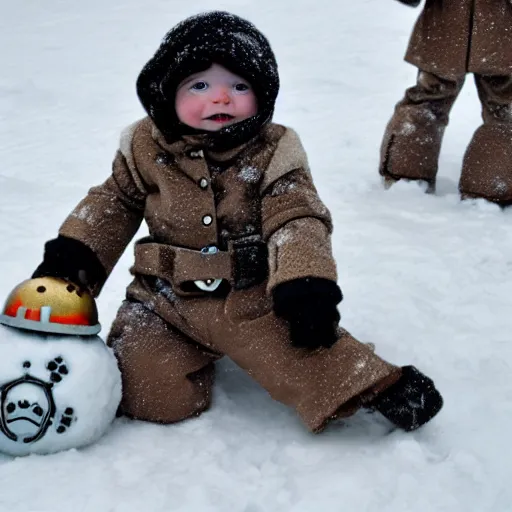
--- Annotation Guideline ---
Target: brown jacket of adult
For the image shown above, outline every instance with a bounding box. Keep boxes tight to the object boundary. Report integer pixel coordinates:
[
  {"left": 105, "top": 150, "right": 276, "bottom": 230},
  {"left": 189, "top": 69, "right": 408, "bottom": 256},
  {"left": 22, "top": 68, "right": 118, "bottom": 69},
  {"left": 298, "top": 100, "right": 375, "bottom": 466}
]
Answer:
[
  {"left": 56, "top": 117, "right": 400, "bottom": 432},
  {"left": 405, "top": 0, "right": 512, "bottom": 80}
]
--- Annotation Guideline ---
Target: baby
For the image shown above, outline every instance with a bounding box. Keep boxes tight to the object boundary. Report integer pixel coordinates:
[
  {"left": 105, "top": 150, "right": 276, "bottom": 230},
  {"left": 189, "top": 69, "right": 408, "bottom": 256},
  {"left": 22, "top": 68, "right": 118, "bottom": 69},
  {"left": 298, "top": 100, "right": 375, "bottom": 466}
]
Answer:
[{"left": 33, "top": 11, "right": 442, "bottom": 433}]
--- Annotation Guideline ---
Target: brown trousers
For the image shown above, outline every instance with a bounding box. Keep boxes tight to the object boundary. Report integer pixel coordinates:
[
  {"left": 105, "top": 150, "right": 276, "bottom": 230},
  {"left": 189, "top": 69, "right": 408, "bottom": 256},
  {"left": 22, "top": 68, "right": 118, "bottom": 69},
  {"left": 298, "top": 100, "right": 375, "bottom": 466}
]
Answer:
[
  {"left": 380, "top": 70, "right": 512, "bottom": 204},
  {"left": 107, "top": 276, "right": 401, "bottom": 432}
]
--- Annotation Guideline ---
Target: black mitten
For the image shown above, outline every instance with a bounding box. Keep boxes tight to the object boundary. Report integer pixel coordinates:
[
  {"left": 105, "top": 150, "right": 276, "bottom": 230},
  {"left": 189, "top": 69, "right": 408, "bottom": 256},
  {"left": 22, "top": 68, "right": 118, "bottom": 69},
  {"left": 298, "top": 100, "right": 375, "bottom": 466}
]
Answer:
[
  {"left": 395, "top": 0, "right": 421, "bottom": 6},
  {"left": 368, "top": 366, "right": 443, "bottom": 431},
  {"left": 273, "top": 277, "right": 342, "bottom": 350},
  {"left": 32, "top": 235, "right": 106, "bottom": 293}
]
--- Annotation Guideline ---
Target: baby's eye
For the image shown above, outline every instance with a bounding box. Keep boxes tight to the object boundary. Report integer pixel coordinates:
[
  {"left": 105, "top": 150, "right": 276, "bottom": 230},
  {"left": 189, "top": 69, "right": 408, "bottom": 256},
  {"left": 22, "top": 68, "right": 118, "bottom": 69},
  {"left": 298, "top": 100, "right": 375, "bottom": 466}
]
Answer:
[
  {"left": 191, "top": 81, "right": 208, "bottom": 91},
  {"left": 234, "top": 83, "right": 250, "bottom": 92}
]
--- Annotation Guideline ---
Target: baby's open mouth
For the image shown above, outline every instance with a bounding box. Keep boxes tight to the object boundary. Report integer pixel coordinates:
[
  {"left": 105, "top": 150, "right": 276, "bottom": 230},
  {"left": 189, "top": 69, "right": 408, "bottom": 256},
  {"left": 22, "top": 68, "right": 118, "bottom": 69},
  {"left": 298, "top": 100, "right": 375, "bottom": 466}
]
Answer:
[{"left": 205, "top": 114, "right": 235, "bottom": 122}]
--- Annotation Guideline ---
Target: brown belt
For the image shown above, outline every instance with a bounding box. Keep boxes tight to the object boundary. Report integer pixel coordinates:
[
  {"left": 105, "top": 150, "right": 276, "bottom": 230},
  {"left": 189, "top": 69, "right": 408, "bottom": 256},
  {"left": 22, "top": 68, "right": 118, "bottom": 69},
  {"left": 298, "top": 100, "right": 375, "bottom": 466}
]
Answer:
[{"left": 131, "top": 242, "right": 233, "bottom": 292}]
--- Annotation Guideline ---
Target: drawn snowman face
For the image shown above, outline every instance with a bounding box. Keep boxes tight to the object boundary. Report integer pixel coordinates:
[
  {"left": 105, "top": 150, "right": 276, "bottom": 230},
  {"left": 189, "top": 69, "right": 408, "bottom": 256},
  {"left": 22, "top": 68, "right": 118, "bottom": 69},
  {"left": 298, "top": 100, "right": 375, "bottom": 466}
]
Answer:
[
  {"left": 0, "top": 357, "right": 75, "bottom": 444},
  {"left": 2, "top": 382, "right": 51, "bottom": 440}
]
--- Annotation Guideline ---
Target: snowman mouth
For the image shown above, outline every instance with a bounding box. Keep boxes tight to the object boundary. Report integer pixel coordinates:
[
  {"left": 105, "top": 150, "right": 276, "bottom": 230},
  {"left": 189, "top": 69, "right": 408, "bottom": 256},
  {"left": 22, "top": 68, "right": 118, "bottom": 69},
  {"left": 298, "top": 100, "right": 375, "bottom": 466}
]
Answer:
[{"left": 7, "top": 416, "right": 42, "bottom": 427}]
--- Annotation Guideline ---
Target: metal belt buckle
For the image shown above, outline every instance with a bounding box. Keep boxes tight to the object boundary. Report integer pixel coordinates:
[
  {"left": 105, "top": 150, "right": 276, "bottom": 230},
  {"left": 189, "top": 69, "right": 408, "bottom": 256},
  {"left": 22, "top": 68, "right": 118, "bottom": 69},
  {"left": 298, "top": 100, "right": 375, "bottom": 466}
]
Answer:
[
  {"left": 194, "top": 278, "right": 223, "bottom": 292},
  {"left": 197, "top": 246, "right": 222, "bottom": 291},
  {"left": 200, "top": 245, "right": 218, "bottom": 255}
]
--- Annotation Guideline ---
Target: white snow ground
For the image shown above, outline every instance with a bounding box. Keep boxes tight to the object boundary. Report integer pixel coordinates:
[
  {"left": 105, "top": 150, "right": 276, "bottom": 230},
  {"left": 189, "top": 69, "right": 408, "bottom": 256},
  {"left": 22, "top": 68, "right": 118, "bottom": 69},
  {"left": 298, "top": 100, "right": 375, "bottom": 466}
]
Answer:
[{"left": 1, "top": 0, "right": 511, "bottom": 510}]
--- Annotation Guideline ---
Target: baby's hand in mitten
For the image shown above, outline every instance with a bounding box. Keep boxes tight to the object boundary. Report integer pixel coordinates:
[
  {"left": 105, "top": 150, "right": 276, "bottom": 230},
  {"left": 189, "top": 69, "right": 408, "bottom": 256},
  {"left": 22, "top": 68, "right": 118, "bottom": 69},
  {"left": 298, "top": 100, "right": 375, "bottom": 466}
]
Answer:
[
  {"left": 32, "top": 235, "right": 106, "bottom": 295},
  {"left": 272, "top": 278, "right": 342, "bottom": 350}
]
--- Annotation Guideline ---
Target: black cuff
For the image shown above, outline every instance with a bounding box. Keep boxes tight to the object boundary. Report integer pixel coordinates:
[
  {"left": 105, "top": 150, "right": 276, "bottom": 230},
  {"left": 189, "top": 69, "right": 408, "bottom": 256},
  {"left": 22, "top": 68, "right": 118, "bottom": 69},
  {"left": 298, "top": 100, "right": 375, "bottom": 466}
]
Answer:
[
  {"left": 232, "top": 237, "right": 269, "bottom": 290},
  {"left": 32, "top": 235, "right": 107, "bottom": 293},
  {"left": 272, "top": 277, "right": 342, "bottom": 320}
]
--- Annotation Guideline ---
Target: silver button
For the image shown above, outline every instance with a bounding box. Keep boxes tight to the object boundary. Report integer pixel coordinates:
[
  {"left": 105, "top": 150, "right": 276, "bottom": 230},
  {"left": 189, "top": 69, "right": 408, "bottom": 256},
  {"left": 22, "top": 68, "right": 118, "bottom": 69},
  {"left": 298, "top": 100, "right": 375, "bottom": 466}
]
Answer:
[
  {"left": 155, "top": 153, "right": 171, "bottom": 165},
  {"left": 199, "top": 178, "right": 208, "bottom": 189},
  {"left": 202, "top": 215, "right": 213, "bottom": 226}
]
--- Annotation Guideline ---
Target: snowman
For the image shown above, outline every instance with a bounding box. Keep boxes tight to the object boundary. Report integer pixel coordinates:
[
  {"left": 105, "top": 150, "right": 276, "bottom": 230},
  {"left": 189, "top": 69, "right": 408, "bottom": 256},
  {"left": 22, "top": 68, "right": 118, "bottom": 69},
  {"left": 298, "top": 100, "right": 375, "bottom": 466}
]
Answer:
[{"left": 0, "top": 277, "right": 121, "bottom": 456}]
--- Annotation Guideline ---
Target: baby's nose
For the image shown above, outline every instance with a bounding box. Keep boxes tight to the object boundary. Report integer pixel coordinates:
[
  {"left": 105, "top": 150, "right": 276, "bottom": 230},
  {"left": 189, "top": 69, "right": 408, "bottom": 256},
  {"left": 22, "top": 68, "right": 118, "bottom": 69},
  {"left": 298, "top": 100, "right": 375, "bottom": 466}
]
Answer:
[{"left": 212, "top": 88, "right": 231, "bottom": 104}]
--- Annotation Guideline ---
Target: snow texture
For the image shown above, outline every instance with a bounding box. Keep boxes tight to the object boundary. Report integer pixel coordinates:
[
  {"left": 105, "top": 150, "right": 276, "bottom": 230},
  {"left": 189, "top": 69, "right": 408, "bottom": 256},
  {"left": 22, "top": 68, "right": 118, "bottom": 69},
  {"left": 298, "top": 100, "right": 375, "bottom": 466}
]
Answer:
[
  {"left": 0, "top": 0, "right": 511, "bottom": 511},
  {"left": 238, "top": 166, "right": 262, "bottom": 183}
]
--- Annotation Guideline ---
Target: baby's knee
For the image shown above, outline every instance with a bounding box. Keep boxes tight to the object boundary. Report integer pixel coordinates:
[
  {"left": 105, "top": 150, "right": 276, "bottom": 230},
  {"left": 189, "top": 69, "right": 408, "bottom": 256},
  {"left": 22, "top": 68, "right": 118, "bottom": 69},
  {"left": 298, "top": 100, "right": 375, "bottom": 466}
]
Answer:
[{"left": 120, "top": 372, "right": 213, "bottom": 424}]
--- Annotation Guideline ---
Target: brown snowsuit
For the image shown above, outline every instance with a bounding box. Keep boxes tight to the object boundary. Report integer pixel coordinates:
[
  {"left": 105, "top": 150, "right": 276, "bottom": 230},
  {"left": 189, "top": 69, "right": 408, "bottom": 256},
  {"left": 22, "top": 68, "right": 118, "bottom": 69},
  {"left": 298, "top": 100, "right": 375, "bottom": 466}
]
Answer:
[
  {"left": 57, "top": 117, "right": 400, "bottom": 432},
  {"left": 380, "top": 0, "right": 512, "bottom": 204}
]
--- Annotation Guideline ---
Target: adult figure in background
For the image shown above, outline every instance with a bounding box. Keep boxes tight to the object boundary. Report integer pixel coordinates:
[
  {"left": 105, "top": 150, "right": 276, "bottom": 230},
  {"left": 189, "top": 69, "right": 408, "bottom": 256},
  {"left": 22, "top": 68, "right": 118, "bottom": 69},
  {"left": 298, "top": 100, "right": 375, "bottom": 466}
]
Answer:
[{"left": 380, "top": 0, "right": 512, "bottom": 205}]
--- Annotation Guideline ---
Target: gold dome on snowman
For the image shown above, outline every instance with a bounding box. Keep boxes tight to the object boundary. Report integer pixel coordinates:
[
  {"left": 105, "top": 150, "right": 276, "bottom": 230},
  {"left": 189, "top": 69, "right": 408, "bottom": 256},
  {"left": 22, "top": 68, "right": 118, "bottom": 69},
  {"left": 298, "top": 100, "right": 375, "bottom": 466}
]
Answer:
[{"left": 0, "top": 277, "right": 101, "bottom": 335}]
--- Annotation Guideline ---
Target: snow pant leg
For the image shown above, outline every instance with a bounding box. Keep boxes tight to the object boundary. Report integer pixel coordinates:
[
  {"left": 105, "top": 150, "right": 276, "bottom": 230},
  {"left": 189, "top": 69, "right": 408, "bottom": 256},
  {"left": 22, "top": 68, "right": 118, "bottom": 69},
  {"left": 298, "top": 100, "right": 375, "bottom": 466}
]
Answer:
[
  {"left": 217, "top": 285, "right": 402, "bottom": 433},
  {"left": 379, "top": 70, "right": 465, "bottom": 189},
  {"left": 459, "top": 74, "right": 512, "bottom": 204},
  {"left": 107, "top": 300, "right": 218, "bottom": 424},
  {"left": 474, "top": 74, "right": 512, "bottom": 124}
]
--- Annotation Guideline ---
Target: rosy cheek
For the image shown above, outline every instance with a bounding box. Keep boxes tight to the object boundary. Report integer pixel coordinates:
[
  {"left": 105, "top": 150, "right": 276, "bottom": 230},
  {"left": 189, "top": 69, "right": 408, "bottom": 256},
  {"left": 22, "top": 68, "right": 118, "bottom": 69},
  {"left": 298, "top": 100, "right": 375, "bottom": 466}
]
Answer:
[
  {"left": 239, "top": 94, "right": 258, "bottom": 117},
  {"left": 176, "top": 95, "right": 204, "bottom": 127}
]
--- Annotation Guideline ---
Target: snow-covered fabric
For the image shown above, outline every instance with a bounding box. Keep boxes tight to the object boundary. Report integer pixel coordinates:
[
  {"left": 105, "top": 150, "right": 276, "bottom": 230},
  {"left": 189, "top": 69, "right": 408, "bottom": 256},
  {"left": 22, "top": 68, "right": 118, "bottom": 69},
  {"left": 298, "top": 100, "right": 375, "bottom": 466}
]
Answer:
[
  {"left": 404, "top": 0, "right": 512, "bottom": 78},
  {"left": 58, "top": 119, "right": 336, "bottom": 295},
  {"left": 111, "top": 277, "right": 400, "bottom": 432},
  {"left": 380, "top": 70, "right": 512, "bottom": 204}
]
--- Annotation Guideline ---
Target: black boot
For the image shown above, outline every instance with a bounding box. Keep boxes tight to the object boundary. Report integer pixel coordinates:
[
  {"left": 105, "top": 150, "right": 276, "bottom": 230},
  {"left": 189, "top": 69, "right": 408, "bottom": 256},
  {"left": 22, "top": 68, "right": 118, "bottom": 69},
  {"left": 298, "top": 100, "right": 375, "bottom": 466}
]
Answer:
[{"left": 368, "top": 366, "right": 443, "bottom": 432}]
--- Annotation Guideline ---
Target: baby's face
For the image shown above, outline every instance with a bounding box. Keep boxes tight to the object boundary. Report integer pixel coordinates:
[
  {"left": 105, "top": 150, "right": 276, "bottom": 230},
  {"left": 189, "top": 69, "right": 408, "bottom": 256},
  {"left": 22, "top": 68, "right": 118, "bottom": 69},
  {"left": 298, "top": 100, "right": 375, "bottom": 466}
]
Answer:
[{"left": 175, "top": 63, "right": 258, "bottom": 131}]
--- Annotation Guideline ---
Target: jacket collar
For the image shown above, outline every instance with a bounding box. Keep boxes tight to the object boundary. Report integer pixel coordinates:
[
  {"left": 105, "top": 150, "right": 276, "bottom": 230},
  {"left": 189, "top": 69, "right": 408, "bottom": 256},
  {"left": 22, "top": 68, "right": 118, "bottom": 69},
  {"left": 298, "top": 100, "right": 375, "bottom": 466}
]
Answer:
[{"left": 151, "top": 123, "right": 258, "bottom": 163}]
